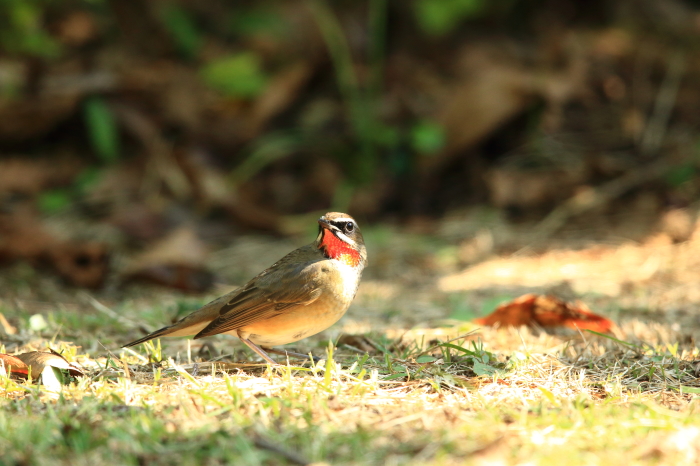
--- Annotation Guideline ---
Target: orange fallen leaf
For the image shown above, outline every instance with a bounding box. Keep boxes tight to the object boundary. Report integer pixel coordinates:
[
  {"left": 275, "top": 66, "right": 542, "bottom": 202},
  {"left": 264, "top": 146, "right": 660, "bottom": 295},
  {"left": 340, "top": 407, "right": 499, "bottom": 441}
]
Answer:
[
  {"left": 0, "top": 354, "right": 29, "bottom": 379},
  {"left": 13, "top": 350, "right": 85, "bottom": 391},
  {"left": 15, "top": 350, "right": 85, "bottom": 378},
  {"left": 474, "top": 294, "right": 616, "bottom": 333}
]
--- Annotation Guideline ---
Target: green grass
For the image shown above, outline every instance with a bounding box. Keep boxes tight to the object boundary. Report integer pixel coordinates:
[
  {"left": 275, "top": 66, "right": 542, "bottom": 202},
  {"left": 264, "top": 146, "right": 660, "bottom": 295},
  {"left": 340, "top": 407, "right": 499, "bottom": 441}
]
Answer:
[
  {"left": 3, "top": 234, "right": 700, "bottom": 465},
  {"left": 2, "top": 357, "right": 699, "bottom": 466},
  {"left": 3, "top": 318, "right": 700, "bottom": 465}
]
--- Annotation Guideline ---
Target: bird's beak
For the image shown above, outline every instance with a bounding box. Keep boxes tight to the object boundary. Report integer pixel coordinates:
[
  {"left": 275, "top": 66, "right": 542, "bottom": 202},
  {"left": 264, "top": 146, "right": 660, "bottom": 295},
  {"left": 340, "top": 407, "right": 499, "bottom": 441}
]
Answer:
[{"left": 317, "top": 217, "right": 334, "bottom": 231}]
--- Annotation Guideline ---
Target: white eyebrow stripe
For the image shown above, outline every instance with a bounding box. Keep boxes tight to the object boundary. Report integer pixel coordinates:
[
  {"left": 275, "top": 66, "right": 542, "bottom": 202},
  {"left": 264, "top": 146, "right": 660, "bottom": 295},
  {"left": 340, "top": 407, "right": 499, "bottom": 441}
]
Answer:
[
  {"left": 330, "top": 218, "right": 354, "bottom": 224},
  {"left": 334, "top": 231, "right": 356, "bottom": 245}
]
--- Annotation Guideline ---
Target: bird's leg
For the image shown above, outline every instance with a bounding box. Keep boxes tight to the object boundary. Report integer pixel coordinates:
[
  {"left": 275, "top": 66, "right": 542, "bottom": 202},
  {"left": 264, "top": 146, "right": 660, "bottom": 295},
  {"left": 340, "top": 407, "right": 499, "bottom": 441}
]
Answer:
[
  {"left": 238, "top": 337, "right": 278, "bottom": 365},
  {"left": 263, "top": 347, "right": 321, "bottom": 363}
]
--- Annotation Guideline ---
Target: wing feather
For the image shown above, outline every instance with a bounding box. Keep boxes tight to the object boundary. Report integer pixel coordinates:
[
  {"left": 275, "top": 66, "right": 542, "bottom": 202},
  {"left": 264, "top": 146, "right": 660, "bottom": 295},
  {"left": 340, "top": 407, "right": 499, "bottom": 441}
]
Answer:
[{"left": 194, "top": 248, "right": 325, "bottom": 338}]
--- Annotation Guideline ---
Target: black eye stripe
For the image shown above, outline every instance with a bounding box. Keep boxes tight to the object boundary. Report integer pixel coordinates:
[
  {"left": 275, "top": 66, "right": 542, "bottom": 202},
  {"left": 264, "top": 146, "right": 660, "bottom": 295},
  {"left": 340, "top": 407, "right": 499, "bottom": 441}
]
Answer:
[{"left": 331, "top": 220, "right": 355, "bottom": 232}]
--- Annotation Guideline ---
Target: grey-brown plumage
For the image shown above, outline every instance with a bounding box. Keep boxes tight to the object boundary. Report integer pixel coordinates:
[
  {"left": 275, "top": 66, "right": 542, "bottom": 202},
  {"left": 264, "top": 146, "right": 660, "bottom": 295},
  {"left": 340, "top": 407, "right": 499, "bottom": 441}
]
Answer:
[{"left": 123, "top": 212, "right": 367, "bottom": 364}]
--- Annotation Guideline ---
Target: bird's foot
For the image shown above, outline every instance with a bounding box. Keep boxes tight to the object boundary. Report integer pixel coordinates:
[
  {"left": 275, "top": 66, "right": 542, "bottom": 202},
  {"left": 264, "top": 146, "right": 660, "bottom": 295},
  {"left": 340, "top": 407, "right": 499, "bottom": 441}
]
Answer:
[
  {"left": 263, "top": 347, "right": 321, "bottom": 363},
  {"left": 239, "top": 338, "right": 320, "bottom": 365}
]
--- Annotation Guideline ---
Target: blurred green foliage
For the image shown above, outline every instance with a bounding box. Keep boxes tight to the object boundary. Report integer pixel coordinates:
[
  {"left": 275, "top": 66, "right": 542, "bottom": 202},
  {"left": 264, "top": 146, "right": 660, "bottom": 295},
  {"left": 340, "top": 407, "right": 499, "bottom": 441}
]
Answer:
[
  {"left": 309, "top": 0, "right": 387, "bottom": 185},
  {"left": 158, "top": 3, "right": 203, "bottom": 59},
  {"left": 0, "top": 0, "right": 108, "bottom": 56},
  {"left": 229, "top": 7, "right": 289, "bottom": 38},
  {"left": 74, "top": 167, "right": 102, "bottom": 192},
  {"left": 38, "top": 188, "right": 71, "bottom": 214},
  {"left": 0, "top": 0, "right": 454, "bottom": 188},
  {"left": 0, "top": 0, "right": 552, "bottom": 199},
  {"left": 411, "top": 120, "right": 446, "bottom": 155},
  {"left": 413, "top": 0, "right": 487, "bottom": 36},
  {"left": 309, "top": 0, "right": 451, "bottom": 188},
  {"left": 0, "top": 0, "right": 61, "bottom": 57},
  {"left": 231, "top": 132, "right": 302, "bottom": 184},
  {"left": 83, "top": 96, "right": 120, "bottom": 164},
  {"left": 38, "top": 167, "right": 103, "bottom": 214},
  {"left": 665, "top": 144, "right": 700, "bottom": 187},
  {"left": 665, "top": 163, "right": 696, "bottom": 187},
  {"left": 200, "top": 53, "right": 269, "bottom": 98}
]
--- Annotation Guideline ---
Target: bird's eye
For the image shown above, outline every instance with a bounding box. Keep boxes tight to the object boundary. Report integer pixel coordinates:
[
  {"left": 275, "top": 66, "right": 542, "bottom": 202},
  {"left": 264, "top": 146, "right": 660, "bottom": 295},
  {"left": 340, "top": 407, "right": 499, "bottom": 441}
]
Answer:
[{"left": 344, "top": 222, "right": 355, "bottom": 233}]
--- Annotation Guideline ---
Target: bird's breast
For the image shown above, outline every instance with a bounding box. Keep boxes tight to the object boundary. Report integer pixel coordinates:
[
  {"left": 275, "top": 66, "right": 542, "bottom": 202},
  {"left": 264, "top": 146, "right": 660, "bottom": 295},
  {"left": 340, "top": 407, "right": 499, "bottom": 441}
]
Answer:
[
  {"left": 323, "top": 259, "right": 363, "bottom": 302},
  {"left": 240, "top": 259, "right": 363, "bottom": 347}
]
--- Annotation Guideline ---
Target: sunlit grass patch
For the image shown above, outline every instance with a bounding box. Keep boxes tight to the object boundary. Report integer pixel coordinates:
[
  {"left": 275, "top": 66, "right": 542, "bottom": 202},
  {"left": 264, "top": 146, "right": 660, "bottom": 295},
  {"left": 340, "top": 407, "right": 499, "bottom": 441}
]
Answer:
[
  {"left": 4, "top": 231, "right": 700, "bottom": 464},
  {"left": 2, "top": 315, "right": 700, "bottom": 465}
]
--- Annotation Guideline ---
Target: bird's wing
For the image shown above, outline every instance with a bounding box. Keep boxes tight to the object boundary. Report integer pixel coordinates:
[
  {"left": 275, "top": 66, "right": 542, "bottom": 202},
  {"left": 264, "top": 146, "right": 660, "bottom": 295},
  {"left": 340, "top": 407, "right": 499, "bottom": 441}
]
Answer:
[{"left": 194, "top": 251, "right": 325, "bottom": 338}]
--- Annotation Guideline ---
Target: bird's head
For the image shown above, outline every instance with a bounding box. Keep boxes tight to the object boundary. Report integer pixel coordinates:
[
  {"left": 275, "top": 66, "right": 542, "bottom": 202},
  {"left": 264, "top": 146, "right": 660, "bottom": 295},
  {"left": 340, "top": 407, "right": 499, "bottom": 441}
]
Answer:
[{"left": 316, "top": 212, "right": 367, "bottom": 267}]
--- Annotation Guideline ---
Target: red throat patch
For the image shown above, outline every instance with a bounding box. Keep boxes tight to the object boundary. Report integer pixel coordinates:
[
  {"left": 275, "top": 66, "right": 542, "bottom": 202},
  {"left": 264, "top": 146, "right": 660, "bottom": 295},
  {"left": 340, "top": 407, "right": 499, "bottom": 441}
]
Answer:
[{"left": 319, "top": 229, "right": 361, "bottom": 266}]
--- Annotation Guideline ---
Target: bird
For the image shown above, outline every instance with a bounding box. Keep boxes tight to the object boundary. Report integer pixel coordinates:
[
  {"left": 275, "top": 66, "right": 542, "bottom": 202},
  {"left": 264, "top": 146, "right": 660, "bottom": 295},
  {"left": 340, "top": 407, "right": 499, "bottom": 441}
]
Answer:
[{"left": 123, "top": 212, "right": 367, "bottom": 365}]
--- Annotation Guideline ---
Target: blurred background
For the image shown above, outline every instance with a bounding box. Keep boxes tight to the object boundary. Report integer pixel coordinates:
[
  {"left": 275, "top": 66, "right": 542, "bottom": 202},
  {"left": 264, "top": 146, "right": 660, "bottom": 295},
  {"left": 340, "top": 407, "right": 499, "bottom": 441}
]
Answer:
[{"left": 1, "top": 0, "right": 700, "bottom": 293}]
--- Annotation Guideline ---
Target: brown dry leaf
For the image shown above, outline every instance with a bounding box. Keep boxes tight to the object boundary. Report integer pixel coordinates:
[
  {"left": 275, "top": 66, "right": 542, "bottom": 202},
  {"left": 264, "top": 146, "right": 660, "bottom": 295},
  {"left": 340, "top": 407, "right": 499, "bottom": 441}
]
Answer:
[
  {"left": 0, "top": 211, "right": 110, "bottom": 288},
  {"left": 109, "top": 205, "right": 169, "bottom": 242},
  {"left": 0, "top": 211, "right": 60, "bottom": 264},
  {"left": 122, "top": 227, "right": 215, "bottom": 292},
  {"left": 474, "top": 294, "right": 617, "bottom": 334},
  {"left": 429, "top": 49, "right": 537, "bottom": 171},
  {"left": 0, "top": 157, "right": 83, "bottom": 196},
  {"left": 175, "top": 147, "right": 234, "bottom": 209},
  {"left": 0, "top": 354, "right": 29, "bottom": 379},
  {"left": 53, "top": 10, "right": 99, "bottom": 46},
  {"left": 173, "top": 147, "right": 280, "bottom": 231},
  {"left": 111, "top": 103, "right": 192, "bottom": 201},
  {"left": 224, "top": 192, "right": 281, "bottom": 232},
  {"left": 0, "top": 95, "right": 80, "bottom": 141},
  {"left": 124, "top": 264, "right": 215, "bottom": 293},
  {"left": 47, "top": 242, "right": 110, "bottom": 289},
  {"left": 419, "top": 40, "right": 587, "bottom": 176},
  {"left": 85, "top": 162, "right": 144, "bottom": 210},
  {"left": 485, "top": 167, "right": 585, "bottom": 210}
]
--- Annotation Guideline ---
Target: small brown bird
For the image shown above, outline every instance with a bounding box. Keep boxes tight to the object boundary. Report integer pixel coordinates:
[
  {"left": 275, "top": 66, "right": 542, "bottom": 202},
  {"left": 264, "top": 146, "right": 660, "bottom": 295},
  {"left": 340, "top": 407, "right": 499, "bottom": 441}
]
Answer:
[{"left": 123, "top": 212, "right": 367, "bottom": 364}]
